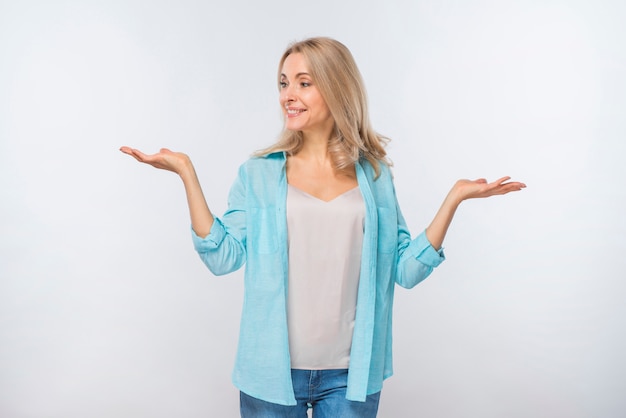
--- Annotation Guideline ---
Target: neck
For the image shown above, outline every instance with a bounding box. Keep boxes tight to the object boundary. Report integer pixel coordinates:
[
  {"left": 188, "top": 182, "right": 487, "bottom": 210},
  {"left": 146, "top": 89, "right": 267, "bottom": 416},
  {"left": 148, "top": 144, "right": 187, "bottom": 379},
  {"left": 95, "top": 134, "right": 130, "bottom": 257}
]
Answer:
[{"left": 298, "top": 129, "right": 332, "bottom": 163}]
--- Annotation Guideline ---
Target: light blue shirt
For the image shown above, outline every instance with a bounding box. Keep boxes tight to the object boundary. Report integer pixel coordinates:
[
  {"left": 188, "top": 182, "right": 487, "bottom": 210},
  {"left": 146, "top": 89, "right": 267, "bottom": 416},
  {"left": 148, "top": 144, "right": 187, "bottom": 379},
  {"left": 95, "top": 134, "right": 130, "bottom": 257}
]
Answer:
[{"left": 192, "top": 152, "right": 445, "bottom": 405}]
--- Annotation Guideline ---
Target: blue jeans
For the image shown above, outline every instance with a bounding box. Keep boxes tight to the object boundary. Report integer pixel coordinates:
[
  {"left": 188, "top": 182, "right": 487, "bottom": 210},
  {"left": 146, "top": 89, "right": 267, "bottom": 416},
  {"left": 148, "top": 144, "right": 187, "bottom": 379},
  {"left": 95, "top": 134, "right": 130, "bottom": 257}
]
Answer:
[{"left": 240, "top": 369, "right": 381, "bottom": 417}]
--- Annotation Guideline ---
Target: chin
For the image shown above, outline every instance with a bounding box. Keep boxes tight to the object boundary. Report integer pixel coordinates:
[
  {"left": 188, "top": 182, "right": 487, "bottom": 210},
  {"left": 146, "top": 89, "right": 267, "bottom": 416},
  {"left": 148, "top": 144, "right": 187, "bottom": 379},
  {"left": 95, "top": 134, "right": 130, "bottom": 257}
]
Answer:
[{"left": 286, "top": 123, "right": 306, "bottom": 131}]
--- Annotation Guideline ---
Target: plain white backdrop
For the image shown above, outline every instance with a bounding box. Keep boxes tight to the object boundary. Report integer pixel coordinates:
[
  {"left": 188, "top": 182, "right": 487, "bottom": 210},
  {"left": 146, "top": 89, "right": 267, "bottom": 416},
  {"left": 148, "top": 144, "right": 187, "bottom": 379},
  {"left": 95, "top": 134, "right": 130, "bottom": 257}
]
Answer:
[{"left": 1, "top": 0, "right": 624, "bottom": 417}]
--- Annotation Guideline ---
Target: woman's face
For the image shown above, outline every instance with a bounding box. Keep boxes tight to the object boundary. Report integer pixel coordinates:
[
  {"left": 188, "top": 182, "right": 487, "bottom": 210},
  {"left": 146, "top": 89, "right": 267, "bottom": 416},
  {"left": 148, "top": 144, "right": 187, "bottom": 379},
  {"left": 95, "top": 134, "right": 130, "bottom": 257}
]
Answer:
[{"left": 279, "top": 53, "right": 334, "bottom": 138}]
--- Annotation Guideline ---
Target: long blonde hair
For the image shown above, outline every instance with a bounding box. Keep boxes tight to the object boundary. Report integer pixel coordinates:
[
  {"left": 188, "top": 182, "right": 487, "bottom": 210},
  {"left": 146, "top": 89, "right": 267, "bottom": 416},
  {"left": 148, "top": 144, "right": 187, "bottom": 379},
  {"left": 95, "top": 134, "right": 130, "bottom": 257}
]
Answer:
[{"left": 255, "top": 37, "right": 390, "bottom": 176}]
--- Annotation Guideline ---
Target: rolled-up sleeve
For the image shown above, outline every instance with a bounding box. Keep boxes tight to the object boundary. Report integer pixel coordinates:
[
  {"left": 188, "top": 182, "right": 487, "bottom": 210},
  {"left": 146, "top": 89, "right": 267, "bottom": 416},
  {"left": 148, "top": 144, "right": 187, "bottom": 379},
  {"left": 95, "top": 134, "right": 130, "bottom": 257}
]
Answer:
[
  {"left": 191, "top": 165, "right": 248, "bottom": 276},
  {"left": 192, "top": 217, "right": 227, "bottom": 250},
  {"left": 395, "top": 230, "right": 445, "bottom": 289}
]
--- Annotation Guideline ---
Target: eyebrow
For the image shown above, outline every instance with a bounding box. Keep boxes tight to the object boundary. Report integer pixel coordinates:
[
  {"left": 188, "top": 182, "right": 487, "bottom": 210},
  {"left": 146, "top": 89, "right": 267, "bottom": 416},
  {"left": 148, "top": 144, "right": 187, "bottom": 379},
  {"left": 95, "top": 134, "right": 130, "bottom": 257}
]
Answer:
[{"left": 280, "top": 72, "right": 311, "bottom": 79}]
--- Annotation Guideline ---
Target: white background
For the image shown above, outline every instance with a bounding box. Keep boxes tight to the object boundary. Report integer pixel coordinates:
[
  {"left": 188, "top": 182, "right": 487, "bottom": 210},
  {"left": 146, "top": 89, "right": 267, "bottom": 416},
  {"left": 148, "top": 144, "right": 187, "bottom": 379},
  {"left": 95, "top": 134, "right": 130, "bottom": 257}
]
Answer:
[{"left": 1, "top": 0, "right": 625, "bottom": 417}]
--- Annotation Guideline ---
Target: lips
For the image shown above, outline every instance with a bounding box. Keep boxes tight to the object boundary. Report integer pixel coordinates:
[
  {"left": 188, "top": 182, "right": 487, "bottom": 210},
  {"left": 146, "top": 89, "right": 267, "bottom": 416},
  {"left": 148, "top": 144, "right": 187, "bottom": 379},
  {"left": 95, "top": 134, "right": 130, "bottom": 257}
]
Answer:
[{"left": 286, "top": 107, "right": 306, "bottom": 117}]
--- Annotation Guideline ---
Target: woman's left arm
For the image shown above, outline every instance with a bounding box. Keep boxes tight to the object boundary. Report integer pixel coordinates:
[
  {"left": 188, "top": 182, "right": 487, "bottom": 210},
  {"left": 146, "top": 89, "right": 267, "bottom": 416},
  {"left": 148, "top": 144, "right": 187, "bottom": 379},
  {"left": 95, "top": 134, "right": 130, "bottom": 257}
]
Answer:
[{"left": 425, "top": 176, "right": 526, "bottom": 251}]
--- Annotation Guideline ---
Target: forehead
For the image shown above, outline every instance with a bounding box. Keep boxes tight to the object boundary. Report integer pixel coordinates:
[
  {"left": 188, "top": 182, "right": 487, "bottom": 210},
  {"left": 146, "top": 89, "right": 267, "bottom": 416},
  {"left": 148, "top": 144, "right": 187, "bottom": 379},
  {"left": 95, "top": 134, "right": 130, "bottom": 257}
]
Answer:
[{"left": 281, "top": 53, "right": 309, "bottom": 77}]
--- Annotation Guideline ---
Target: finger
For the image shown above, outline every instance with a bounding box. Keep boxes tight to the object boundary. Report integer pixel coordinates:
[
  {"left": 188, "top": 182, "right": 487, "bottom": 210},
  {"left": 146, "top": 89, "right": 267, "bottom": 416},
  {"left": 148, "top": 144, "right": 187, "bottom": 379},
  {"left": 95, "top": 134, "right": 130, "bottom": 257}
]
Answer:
[
  {"left": 503, "top": 181, "right": 526, "bottom": 190},
  {"left": 498, "top": 182, "right": 526, "bottom": 194},
  {"left": 120, "top": 146, "right": 141, "bottom": 157},
  {"left": 119, "top": 147, "right": 145, "bottom": 162},
  {"left": 129, "top": 148, "right": 154, "bottom": 162},
  {"left": 494, "top": 176, "right": 512, "bottom": 185}
]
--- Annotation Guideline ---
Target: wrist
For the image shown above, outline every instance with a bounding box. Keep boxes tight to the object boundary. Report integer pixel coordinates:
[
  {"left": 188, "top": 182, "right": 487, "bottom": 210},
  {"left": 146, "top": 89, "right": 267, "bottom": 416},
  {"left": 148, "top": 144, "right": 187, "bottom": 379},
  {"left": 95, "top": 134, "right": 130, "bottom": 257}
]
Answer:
[
  {"left": 177, "top": 156, "right": 196, "bottom": 180},
  {"left": 445, "top": 188, "right": 464, "bottom": 208}
]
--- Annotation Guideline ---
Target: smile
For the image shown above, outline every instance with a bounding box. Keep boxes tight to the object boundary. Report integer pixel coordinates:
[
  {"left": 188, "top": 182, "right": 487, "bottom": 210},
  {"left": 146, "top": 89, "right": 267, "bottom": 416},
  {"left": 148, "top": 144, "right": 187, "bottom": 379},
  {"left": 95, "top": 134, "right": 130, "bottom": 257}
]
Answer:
[{"left": 286, "top": 108, "right": 306, "bottom": 116}]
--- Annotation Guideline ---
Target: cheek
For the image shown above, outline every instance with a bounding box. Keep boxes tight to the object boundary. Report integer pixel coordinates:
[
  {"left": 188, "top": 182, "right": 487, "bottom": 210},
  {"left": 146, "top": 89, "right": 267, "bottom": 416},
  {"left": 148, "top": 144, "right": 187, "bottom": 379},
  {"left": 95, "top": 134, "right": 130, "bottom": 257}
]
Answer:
[
  {"left": 319, "top": 101, "right": 332, "bottom": 117},
  {"left": 311, "top": 95, "right": 329, "bottom": 113}
]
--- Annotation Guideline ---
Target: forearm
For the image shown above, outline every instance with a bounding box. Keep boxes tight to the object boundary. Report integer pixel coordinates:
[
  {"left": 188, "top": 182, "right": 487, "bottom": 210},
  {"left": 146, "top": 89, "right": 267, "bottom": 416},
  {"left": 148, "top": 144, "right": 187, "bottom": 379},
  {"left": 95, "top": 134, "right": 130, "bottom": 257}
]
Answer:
[
  {"left": 425, "top": 189, "right": 462, "bottom": 251},
  {"left": 179, "top": 161, "right": 214, "bottom": 238},
  {"left": 425, "top": 175, "right": 526, "bottom": 249}
]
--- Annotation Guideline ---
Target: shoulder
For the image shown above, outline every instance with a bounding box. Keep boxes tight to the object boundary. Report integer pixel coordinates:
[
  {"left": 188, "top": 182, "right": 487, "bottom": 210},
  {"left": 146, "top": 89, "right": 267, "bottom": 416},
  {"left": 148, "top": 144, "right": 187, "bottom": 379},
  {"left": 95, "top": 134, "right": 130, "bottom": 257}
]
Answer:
[
  {"left": 359, "top": 158, "right": 393, "bottom": 183},
  {"left": 234, "top": 152, "right": 286, "bottom": 192},
  {"left": 238, "top": 152, "right": 286, "bottom": 175},
  {"left": 242, "top": 151, "right": 285, "bottom": 168}
]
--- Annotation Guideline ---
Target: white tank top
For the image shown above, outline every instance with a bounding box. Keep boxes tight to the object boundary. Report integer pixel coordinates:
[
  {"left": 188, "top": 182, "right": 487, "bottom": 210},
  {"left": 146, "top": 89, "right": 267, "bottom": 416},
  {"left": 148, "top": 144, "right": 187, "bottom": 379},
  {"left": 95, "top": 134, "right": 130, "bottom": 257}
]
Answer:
[{"left": 286, "top": 184, "right": 365, "bottom": 369}]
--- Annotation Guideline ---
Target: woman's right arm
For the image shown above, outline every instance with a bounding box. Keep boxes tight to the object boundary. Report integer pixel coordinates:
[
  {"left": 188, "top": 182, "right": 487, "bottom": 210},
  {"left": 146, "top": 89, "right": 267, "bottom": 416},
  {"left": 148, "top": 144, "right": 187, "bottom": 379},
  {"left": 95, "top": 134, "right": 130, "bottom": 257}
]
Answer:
[{"left": 119, "top": 147, "right": 214, "bottom": 237}]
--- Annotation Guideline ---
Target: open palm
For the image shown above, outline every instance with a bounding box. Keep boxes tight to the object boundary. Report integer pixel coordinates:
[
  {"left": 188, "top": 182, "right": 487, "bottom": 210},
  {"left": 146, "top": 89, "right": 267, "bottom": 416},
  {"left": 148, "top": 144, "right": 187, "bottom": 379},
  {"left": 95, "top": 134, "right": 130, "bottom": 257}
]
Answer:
[
  {"left": 119, "top": 146, "right": 191, "bottom": 174},
  {"left": 453, "top": 176, "right": 526, "bottom": 201}
]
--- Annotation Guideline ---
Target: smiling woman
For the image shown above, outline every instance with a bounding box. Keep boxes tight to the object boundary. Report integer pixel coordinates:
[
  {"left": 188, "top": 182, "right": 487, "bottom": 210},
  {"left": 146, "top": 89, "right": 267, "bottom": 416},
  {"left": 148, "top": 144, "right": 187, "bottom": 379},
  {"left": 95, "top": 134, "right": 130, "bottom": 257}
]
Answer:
[
  {"left": 120, "top": 37, "right": 525, "bottom": 417},
  {"left": 260, "top": 37, "right": 388, "bottom": 177},
  {"left": 280, "top": 54, "right": 334, "bottom": 137}
]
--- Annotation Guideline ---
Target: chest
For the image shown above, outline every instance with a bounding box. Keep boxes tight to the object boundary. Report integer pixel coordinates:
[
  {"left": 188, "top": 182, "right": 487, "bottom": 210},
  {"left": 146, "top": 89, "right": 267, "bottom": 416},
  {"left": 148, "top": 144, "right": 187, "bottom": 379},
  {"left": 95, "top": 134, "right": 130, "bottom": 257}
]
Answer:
[{"left": 286, "top": 160, "right": 358, "bottom": 202}]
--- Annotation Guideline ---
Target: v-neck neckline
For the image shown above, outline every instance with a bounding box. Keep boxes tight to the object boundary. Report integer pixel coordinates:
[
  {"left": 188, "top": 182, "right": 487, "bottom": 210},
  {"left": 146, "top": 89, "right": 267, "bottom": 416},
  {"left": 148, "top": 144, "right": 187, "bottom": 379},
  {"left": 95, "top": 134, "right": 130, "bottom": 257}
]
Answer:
[{"left": 287, "top": 184, "right": 360, "bottom": 203}]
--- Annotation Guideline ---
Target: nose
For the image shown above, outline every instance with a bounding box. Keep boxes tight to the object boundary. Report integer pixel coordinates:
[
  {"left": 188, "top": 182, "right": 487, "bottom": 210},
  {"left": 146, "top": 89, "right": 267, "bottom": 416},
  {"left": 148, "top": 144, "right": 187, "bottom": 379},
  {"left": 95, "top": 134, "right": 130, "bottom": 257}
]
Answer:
[{"left": 281, "top": 85, "right": 295, "bottom": 105}]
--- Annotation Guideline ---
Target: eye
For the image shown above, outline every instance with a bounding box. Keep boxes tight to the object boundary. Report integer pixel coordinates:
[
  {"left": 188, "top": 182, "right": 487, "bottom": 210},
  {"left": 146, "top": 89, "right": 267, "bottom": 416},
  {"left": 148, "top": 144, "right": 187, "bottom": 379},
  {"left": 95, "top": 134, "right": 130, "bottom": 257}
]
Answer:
[
  {"left": 279, "top": 81, "right": 287, "bottom": 88},
  {"left": 300, "top": 81, "right": 311, "bottom": 87}
]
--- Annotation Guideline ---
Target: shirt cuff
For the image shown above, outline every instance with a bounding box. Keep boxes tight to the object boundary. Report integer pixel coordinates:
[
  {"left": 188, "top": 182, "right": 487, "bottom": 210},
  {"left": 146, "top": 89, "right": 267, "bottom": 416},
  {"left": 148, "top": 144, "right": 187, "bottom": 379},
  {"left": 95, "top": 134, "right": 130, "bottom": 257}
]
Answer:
[
  {"left": 191, "top": 218, "right": 226, "bottom": 252},
  {"left": 412, "top": 230, "right": 445, "bottom": 267}
]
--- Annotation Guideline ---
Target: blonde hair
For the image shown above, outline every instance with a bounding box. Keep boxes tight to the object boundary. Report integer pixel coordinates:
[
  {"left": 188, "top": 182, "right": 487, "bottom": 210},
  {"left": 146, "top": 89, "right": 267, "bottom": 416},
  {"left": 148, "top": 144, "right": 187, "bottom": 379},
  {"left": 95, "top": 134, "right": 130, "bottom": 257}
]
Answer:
[{"left": 255, "top": 37, "right": 390, "bottom": 176}]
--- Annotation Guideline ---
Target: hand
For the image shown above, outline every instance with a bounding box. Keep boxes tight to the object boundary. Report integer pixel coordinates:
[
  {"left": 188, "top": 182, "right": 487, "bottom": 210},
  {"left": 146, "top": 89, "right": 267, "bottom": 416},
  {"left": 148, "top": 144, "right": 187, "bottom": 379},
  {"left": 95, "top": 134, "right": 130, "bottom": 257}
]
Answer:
[
  {"left": 451, "top": 176, "right": 526, "bottom": 203},
  {"left": 120, "top": 146, "right": 214, "bottom": 236},
  {"left": 119, "top": 146, "right": 192, "bottom": 175},
  {"left": 426, "top": 176, "right": 526, "bottom": 250}
]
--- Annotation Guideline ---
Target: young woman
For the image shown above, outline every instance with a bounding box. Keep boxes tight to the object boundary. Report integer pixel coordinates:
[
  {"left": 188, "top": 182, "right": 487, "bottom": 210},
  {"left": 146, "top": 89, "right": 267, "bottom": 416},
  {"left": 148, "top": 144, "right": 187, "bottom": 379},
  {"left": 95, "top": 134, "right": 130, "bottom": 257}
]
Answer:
[{"left": 121, "top": 37, "right": 525, "bottom": 417}]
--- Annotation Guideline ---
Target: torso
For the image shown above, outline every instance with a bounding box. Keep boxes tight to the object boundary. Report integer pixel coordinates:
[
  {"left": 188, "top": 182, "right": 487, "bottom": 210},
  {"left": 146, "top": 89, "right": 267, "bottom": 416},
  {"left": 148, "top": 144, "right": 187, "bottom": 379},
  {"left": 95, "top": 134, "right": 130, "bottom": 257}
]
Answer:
[{"left": 286, "top": 183, "right": 365, "bottom": 369}]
